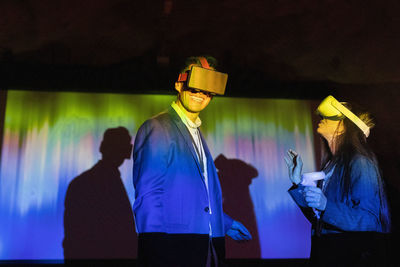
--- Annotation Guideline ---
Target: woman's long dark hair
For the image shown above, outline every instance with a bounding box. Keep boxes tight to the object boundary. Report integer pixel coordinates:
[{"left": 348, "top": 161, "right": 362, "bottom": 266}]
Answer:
[{"left": 319, "top": 103, "right": 391, "bottom": 233}]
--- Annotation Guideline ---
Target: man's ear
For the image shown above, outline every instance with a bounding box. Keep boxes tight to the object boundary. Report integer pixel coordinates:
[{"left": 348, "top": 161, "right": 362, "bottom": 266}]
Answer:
[{"left": 175, "top": 82, "right": 183, "bottom": 93}]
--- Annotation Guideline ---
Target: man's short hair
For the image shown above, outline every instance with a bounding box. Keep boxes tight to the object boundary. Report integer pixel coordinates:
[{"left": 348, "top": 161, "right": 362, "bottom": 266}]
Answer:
[{"left": 179, "top": 56, "right": 218, "bottom": 74}]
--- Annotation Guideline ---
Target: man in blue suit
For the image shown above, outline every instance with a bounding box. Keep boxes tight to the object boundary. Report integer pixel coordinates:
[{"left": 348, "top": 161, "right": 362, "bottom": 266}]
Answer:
[{"left": 132, "top": 56, "right": 251, "bottom": 266}]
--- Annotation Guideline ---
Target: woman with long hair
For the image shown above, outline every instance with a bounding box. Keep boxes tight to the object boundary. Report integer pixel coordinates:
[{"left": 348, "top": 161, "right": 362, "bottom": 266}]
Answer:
[{"left": 285, "top": 96, "right": 391, "bottom": 266}]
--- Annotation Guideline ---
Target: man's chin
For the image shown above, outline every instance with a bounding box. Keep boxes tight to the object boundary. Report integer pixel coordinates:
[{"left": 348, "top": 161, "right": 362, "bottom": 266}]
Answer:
[
  {"left": 186, "top": 107, "right": 202, "bottom": 114},
  {"left": 182, "top": 103, "right": 203, "bottom": 114}
]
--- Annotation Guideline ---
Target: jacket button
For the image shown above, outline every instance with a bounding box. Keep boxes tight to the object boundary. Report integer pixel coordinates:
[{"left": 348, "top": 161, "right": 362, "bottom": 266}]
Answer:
[{"left": 204, "top": 207, "right": 209, "bottom": 213}]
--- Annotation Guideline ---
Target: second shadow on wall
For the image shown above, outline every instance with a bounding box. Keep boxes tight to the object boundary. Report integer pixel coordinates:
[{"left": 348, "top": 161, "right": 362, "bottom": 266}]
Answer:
[{"left": 215, "top": 154, "right": 261, "bottom": 259}]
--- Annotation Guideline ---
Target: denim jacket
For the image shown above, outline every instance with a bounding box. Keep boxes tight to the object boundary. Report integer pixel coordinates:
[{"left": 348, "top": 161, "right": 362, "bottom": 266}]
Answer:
[{"left": 289, "top": 155, "right": 385, "bottom": 235}]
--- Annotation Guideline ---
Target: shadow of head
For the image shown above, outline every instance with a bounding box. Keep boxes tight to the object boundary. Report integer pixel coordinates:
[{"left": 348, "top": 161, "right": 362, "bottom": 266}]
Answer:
[
  {"left": 215, "top": 154, "right": 258, "bottom": 186},
  {"left": 99, "top": 127, "right": 132, "bottom": 167}
]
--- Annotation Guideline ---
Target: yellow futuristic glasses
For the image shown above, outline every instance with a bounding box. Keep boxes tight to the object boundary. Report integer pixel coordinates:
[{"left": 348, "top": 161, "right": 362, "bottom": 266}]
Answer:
[
  {"left": 177, "top": 57, "right": 228, "bottom": 95},
  {"left": 317, "top": 95, "right": 370, "bottom": 137}
]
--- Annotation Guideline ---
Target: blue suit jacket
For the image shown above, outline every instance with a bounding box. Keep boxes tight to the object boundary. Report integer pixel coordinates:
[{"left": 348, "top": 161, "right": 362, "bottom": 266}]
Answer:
[
  {"left": 289, "top": 155, "right": 385, "bottom": 234},
  {"left": 132, "top": 106, "right": 233, "bottom": 237}
]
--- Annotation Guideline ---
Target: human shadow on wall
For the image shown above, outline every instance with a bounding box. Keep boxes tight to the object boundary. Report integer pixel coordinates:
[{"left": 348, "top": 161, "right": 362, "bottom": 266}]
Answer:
[
  {"left": 215, "top": 154, "right": 261, "bottom": 258},
  {"left": 63, "top": 127, "right": 137, "bottom": 260}
]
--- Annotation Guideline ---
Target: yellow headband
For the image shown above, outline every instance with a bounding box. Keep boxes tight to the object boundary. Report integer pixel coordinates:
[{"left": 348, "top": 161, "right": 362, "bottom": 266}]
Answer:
[{"left": 317, "top": 95, "right": 370, "bottom": 137}]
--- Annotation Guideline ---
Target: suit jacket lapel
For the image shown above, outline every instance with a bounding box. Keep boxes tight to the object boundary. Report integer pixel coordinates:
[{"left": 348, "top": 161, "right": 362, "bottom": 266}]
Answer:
[{"left": 168, "top": 107, "right": 203, "bottom": 176}]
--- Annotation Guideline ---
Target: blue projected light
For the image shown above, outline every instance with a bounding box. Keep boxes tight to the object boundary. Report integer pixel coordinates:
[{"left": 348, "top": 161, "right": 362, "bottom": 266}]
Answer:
[{"left": 0, "top": 90, "right": 316, "bottom": 260}]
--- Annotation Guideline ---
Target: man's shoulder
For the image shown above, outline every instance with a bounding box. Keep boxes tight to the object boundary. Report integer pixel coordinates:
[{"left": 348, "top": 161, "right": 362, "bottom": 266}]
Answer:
[
  {"left": 136, "top": 109, "right": 177, "bottom": 135},
  {"left": 142, "top": 110, "right": 174, "bottom": 127},
  {"left": 150, "top": 109, "right": 173, "bottom": 122}
]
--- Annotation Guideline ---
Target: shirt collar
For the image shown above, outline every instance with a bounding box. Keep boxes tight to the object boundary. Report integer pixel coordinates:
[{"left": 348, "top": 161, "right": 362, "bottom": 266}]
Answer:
[{"left": 171, "top": 101, "right": 202, "bottom": 129}]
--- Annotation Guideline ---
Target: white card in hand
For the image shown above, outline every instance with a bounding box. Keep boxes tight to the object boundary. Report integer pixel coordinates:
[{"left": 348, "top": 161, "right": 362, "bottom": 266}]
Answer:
[{"left": 301, "top": 171, "right": 325, "bottom": 187}]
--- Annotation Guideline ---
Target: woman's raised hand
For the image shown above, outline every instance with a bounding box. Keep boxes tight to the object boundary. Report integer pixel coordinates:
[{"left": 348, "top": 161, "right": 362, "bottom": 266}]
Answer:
[{"left": 284, "top": 149, "right": 303, "bottom": 185}]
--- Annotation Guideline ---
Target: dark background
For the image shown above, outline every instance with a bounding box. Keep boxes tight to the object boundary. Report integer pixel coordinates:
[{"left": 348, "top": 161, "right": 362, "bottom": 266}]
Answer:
[{"left": 0, "top": 0, "right": 399, "bottom": 265}]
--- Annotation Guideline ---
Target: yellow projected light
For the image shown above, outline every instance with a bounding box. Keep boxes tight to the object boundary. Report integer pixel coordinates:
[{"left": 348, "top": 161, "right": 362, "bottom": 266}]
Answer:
[{"left": 317, "top": 95, "right": 370, "bottom": 137}]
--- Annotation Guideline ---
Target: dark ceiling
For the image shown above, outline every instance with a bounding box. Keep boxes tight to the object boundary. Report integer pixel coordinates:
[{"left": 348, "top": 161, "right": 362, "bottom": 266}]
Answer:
[{"left": 1, "top": 0, "right": 400, "bottom": 97}]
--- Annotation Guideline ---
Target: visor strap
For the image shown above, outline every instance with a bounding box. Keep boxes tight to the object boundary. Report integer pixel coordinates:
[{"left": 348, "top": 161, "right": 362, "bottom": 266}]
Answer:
[
  {"left": 177, "top": 72, "right": 188, "bottom": 82},
  {"left": 178, "top": 57, "right": 210, "bottom": 81},
  {"left": 198, "top": 57, "right": 211, "bottom": 69},
  {"left": 331, "top": 101, "right": 370, "bottom": 137}
]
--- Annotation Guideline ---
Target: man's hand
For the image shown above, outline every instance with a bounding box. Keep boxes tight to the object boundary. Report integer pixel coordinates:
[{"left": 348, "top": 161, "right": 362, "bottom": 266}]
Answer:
[
  {"left": 303, "top": 186, "right": 327, "bottom": 211},
  {"left": 226, "top": 220, "right": 252, "bottom": 242},
  {"left": 284, "top": 149, "right": 303, "bottom": 185}
]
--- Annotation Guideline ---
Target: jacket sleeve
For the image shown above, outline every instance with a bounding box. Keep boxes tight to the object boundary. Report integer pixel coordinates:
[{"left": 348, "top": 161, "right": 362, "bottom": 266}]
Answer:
[
  {"left": 223, "top": 212, "right": 234, "bottom": 233},
  {"left": 322, "top": 157, "right": 382, "bottom": 232},
  {"left": 288, "top": 184, "right": 318, "bottom": 224},
  {"left": 132, "top": 119, "right": 170, "bottom": 233}
]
